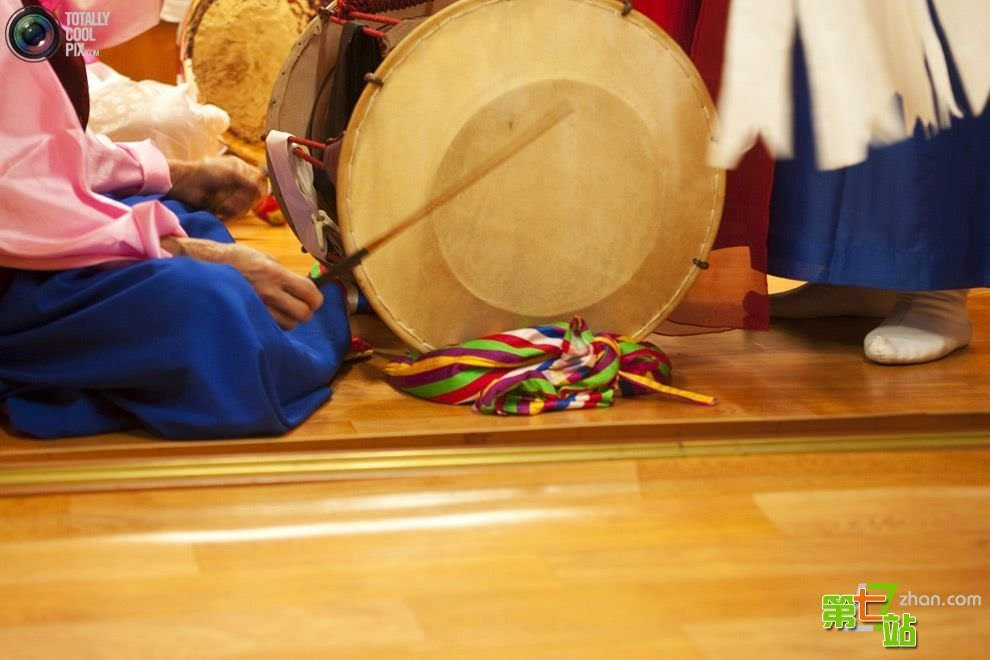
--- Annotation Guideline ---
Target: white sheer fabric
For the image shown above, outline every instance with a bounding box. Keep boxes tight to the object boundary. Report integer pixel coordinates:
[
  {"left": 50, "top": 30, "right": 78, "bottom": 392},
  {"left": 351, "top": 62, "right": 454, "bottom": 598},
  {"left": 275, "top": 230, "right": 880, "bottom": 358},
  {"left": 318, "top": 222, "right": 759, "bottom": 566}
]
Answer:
[{"left": 711, "top": 0, "right": 990, "bottom": 171}]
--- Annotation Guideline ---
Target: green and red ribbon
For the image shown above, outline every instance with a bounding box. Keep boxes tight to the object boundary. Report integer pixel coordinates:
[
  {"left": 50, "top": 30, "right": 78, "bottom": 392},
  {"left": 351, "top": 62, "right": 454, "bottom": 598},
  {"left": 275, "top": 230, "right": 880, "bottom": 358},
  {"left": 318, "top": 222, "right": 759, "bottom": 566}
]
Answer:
[{"left": 385, "top": 316, "right": 716, "bottom": 415}]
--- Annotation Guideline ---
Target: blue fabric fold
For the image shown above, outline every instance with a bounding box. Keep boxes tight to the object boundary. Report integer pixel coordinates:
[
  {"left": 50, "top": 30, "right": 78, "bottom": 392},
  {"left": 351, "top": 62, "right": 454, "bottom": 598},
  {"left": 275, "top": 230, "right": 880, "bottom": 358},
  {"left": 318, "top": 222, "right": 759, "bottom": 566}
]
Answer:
[
  {"left": 0, "top": 195, "right": 350, "bottom": 439},
  {"left": 768, "top": 18, "right": 990, "bottom": 291}
]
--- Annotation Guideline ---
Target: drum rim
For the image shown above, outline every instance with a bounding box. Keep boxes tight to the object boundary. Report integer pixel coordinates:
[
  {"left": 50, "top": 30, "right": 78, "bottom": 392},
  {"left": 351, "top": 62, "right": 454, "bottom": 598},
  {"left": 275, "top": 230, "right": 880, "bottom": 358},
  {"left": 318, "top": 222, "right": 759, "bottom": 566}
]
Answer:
[
  {"left": 266, "top": 13, "right": 333, "bottom": 256},
  {"left": 339, "top": 0, "right": 725, "bottom": 351},
  {"left": 265, "top": 3, "right": 440, "bottom": 261}
]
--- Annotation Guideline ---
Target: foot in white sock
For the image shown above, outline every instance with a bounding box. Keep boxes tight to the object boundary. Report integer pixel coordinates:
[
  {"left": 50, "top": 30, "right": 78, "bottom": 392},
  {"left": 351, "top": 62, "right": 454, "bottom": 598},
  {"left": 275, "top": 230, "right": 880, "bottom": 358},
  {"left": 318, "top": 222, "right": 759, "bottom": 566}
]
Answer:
[
  {"left": 864, "top": 290, "right": 972, "bottom": 365},
  {"left": 771, "top": 284, "right": 897, "bottom": 319}
]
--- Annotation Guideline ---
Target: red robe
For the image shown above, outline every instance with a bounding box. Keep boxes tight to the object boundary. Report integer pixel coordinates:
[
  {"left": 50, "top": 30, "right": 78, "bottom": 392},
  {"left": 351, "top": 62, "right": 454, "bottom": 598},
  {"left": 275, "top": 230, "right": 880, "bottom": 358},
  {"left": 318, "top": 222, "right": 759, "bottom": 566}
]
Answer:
[{"left": 637, "top": 0, "right": 773, "bottom": 331}]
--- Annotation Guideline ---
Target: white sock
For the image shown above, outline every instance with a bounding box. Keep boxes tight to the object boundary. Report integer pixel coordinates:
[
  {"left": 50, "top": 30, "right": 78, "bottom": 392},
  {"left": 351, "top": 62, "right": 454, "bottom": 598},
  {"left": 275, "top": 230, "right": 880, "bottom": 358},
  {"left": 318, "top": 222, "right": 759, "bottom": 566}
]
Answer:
[
  {"left": 771, "top": 284, "right": 897, "bottom": 319},
  {"left": 864, "top": 290, "right": 972, "bottom": 365}
]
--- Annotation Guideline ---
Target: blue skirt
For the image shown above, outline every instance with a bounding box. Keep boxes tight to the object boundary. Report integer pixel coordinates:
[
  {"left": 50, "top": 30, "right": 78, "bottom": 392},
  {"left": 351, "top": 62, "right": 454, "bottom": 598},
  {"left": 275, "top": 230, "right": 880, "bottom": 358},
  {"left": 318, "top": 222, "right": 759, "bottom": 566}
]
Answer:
[
  {"left": 0, "top": 195, "right": 351, "bottom": 439},
  {"left": 768, "top": 28, "right": 990, "bottom": 290}
]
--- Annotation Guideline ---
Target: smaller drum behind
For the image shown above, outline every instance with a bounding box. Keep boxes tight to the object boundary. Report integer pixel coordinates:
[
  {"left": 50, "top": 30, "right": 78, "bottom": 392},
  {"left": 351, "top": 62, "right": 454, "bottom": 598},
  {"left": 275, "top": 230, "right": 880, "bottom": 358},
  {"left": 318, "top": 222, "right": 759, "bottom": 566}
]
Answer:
[{"left": 180, "top": 0, "right": 322, "bottom": 164}]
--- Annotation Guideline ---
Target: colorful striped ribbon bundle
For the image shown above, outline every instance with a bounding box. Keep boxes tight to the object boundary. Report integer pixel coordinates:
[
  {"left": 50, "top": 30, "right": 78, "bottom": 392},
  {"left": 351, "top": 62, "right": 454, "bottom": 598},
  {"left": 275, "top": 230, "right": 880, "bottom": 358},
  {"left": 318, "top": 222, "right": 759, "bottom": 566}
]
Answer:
[{"left": 384, "top": 317, "right": 716, "bottom": 415}]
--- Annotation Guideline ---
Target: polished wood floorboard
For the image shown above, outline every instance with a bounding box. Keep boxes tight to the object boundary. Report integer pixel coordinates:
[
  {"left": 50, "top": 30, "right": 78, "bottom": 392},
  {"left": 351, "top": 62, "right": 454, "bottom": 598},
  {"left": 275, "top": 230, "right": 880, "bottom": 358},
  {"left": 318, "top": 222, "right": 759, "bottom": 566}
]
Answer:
[
  {"left": 1, "top": 449, "right": 987, "bottom": 658},
  {"left": 3, "top": 218, "right": 989, "bottom": 467}
]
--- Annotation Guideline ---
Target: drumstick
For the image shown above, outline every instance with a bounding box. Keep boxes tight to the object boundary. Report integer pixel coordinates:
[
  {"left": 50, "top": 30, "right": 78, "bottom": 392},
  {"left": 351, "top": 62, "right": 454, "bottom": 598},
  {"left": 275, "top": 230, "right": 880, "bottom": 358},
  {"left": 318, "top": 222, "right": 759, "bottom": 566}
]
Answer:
[{"left": 313, "top": 102, "right": 575, "bottom": 287}]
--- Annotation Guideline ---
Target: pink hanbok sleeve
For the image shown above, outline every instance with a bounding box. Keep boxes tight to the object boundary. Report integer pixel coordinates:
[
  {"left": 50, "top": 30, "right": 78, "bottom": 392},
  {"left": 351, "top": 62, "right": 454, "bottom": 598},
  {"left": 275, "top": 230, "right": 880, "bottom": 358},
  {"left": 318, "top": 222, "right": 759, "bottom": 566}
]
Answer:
[
  {"left": 0, "top": 0, "right": 185, "bottom": 271},
  {"left": 84, "top": 132, "right": 173, "bottom": 195}
]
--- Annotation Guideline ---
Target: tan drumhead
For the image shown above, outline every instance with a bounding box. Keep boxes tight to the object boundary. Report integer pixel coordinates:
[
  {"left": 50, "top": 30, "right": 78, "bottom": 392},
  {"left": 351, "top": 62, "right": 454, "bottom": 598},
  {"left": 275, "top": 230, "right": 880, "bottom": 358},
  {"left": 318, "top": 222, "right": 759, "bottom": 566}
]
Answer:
[
  {"left": 180, "top": 0, "right": 321, "bottom": 163},
  {"left": 340, "top": 0, "right": 724, "bottom": 351}
]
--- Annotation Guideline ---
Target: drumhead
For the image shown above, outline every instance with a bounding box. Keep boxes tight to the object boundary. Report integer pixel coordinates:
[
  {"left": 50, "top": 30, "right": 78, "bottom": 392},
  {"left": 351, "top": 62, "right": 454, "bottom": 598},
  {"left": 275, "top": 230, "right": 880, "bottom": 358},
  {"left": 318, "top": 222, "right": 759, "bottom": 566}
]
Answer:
[
  {"left": 180, "top": 0, "right": 322, "bottom": 164},
  {"left": 339, "top": 0, "right": 724, "bottom": 350}
]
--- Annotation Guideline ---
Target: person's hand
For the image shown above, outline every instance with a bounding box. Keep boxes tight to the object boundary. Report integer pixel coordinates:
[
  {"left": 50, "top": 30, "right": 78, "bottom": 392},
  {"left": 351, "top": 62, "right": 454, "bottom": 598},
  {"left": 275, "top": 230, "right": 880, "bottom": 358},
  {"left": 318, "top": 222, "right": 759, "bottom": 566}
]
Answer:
[
  {"left": 161, "top": 237, "right": 323, "bottom": 330},
  {"left": 223, "top": 244, "right": 323, "bottom": 329},
  {"left": 166, "top": 156, "right": 267, "bottom": 221}
]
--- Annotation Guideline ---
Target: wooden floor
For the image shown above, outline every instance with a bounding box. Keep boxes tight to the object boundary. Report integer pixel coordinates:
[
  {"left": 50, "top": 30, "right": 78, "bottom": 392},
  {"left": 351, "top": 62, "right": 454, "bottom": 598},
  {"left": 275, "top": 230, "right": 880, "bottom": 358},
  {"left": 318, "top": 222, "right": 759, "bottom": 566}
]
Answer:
[
  {"left": 2, "top": 219, "right": 988, "bottom": 657},
  {"left": 2, "top": 216, "right": 990, "bottom": 488},
  {"left": 1, "top": 449, "right": 988, "bottom": 658}
]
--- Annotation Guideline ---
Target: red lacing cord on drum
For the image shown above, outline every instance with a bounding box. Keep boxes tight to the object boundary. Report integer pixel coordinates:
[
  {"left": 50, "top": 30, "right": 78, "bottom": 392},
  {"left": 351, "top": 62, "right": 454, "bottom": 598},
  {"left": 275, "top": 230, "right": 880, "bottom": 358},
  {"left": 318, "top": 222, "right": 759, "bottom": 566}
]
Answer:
[
  {"left": 340, "top": 0, "right": 432, "bottom": 14},
  {"left": 321, "top": 0, "right": 432, "bottom": 38},
  {"left": 288, "top": 135, "right": 331, "bottom": 168}
]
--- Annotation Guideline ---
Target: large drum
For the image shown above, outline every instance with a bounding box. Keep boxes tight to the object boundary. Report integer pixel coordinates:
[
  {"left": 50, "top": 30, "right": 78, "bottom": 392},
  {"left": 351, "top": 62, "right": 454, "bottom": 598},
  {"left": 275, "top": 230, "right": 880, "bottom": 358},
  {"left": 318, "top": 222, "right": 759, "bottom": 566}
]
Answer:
[{"left": 267, "top": 0, "right": 724, "bottom": 351}]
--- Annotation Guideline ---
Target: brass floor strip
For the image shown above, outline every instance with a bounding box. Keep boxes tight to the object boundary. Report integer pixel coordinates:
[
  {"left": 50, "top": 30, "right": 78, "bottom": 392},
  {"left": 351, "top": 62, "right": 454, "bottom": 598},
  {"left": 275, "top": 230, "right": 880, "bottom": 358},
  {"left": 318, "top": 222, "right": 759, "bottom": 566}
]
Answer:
[{"left": 2, "top": 430, "right": 989, "bottom": 495}]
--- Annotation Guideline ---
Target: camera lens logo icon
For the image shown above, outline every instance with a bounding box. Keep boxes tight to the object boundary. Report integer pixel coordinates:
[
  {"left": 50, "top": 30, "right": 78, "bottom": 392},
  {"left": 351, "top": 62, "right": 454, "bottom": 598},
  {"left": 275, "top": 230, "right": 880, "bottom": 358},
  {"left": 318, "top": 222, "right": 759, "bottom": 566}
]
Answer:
[{"left": 6, "top": 6, "right": 61, "bottom": 62}]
